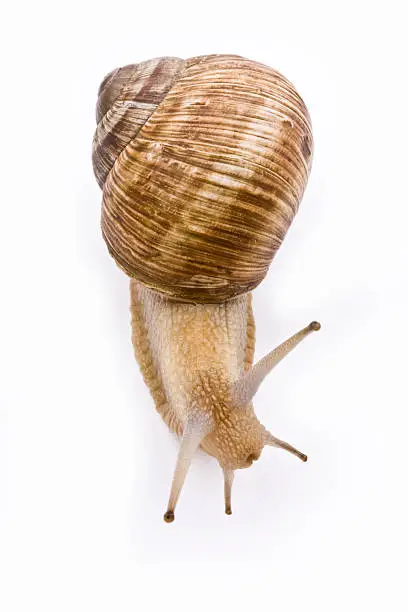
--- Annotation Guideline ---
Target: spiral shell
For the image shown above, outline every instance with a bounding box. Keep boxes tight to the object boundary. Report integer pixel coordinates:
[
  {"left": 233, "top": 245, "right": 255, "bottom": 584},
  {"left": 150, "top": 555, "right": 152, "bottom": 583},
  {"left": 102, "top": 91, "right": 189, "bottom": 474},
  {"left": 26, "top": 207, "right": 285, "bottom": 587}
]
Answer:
[{"left": 93, "top": 54, "right": 313, "bottom": 303}]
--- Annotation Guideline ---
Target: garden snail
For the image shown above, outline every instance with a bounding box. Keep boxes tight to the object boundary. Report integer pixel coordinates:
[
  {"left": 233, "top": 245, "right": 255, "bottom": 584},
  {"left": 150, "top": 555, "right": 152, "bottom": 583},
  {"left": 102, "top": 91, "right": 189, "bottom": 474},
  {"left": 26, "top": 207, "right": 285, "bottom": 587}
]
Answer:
[{"left": 92, "top": 54, "right": 320, "bottom": 523}]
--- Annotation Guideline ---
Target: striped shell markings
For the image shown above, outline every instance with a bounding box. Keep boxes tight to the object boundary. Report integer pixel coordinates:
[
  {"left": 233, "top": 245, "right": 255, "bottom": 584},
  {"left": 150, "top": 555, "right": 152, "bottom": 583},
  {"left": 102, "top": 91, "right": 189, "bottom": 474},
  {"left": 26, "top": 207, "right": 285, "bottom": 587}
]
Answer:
[{"left": 92, "top": 55, "right": 313, "bottom": 303}]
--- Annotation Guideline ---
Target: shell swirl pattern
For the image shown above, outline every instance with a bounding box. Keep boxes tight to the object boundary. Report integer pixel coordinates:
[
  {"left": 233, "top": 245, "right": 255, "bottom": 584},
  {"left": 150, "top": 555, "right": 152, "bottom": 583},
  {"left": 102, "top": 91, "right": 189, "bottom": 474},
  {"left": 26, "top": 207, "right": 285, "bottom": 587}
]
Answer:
[{"left": 93, "top": 54, "right": 313, "bottom": 303}]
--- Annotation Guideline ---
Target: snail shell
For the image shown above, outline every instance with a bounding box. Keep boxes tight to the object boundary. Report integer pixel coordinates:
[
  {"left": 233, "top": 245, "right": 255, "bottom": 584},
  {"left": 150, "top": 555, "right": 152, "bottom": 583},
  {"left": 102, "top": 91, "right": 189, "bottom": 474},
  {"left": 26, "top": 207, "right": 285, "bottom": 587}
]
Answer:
[{"left": 93, "top": 54, "right": 313, "bottom": 303}]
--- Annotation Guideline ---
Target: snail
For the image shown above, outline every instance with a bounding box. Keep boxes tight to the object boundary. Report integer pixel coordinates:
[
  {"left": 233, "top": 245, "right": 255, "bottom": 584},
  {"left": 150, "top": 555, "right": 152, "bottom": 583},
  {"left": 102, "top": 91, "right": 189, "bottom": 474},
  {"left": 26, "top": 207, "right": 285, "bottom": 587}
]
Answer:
[{"left": 92, "top": 54, "right": 320, "bottom": 523}]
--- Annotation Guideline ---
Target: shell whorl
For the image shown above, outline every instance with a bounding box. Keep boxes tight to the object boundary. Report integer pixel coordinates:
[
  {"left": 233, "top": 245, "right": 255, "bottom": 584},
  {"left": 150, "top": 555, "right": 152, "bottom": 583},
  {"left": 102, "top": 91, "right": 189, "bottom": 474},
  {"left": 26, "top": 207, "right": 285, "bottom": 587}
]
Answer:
[
  {"left": 93, "top": 57, "right": 185, "bottom": 188},
  {"left": 92, "top": 54, "right": 313, "bottom": 303}
]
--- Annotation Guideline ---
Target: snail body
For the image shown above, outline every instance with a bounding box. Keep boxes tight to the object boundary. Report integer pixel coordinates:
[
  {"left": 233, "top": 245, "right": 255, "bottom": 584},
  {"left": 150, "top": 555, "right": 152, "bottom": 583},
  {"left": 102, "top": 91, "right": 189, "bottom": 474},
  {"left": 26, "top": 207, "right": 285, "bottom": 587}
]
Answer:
[{"left": 93, "top": 54, "right": 320, "bottom": 522}]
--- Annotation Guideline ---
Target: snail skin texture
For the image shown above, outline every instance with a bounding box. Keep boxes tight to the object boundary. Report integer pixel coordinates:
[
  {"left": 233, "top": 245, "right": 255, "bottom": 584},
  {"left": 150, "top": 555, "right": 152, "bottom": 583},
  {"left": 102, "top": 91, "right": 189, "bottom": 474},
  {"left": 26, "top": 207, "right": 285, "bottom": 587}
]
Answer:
[{"left": 93, "top": 54, "right": 320, "bottom": 522}]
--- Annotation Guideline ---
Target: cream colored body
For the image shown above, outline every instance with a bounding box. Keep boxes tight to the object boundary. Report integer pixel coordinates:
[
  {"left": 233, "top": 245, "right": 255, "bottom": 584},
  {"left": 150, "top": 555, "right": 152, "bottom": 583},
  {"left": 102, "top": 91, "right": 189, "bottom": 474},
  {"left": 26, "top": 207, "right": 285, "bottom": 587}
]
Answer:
[
  {"left": 133, "top": 282, "right": 249, "bottom": 418},
  {"left": 130, "top": 281, "right": 258, "bottom": 460},
  {"left": 130, "top": 279, "right": 318, "bottom": 520}
]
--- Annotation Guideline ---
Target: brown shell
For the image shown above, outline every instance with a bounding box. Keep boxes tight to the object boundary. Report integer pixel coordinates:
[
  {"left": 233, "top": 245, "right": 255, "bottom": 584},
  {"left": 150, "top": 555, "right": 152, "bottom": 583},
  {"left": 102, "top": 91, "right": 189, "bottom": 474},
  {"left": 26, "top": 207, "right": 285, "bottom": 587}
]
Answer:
[{"left": 92, "top": 54, "right": 313, "bottom": 303}]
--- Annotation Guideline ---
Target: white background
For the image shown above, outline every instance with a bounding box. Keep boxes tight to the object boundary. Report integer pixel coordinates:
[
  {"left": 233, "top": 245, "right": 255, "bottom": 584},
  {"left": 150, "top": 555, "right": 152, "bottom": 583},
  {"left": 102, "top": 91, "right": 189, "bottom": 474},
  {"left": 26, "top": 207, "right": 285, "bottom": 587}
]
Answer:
[{"left": 1, "top": 1, "right": 407, "bottom": 610}]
